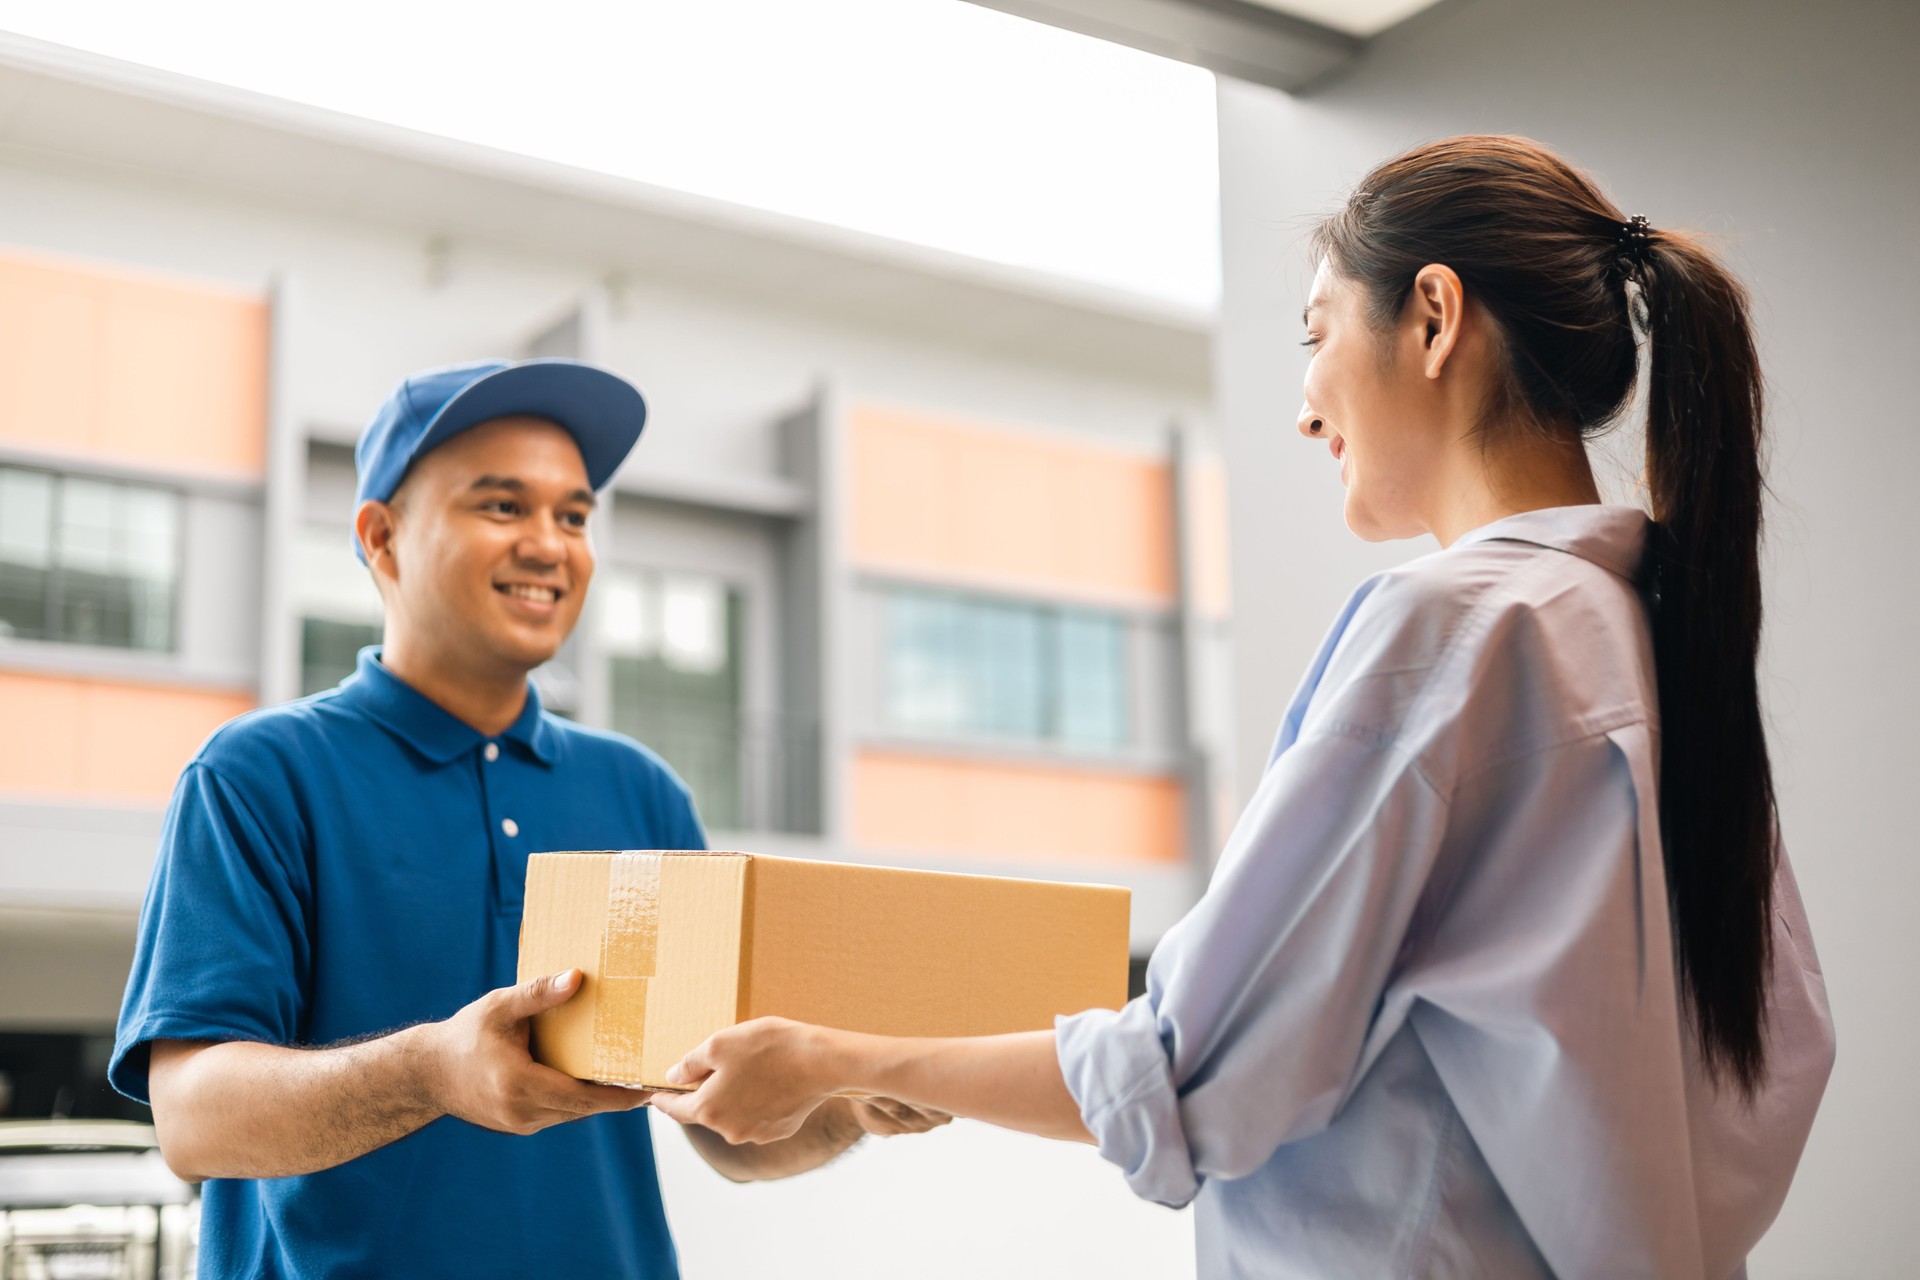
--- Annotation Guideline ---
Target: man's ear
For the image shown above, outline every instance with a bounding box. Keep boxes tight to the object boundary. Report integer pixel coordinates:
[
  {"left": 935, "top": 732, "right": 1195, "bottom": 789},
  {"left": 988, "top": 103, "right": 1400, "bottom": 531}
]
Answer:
[
  {"left": 356, "top": 500, "right": 400, "bottom": 588},
  {"left": 1408, "top": 263, "right": 1467, "bottom": 381}
]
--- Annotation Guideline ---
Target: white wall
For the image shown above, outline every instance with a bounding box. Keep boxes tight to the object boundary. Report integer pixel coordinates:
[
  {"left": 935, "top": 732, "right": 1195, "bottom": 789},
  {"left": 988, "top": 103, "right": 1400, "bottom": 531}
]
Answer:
[
  {"left": 1213, "top": 0, "right": 1920, "bottom": 1273},
  {"left": 651, "top": 1110, "right": 1194, "bottom": 1280}
]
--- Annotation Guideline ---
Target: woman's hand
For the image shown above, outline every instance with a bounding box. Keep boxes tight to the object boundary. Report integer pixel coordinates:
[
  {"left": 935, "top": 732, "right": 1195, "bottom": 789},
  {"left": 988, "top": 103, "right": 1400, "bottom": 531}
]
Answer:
[
  {"left": 651, "top": 1020, "right": 1085, "bottom": 1148},
  {"left": 650, "top": 1017, "right": 851, "bottom": 1145}
]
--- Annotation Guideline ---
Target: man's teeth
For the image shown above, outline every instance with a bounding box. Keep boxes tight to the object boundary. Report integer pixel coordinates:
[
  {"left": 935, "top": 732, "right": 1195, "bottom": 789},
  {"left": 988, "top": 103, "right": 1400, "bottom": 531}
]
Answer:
[{"left": 501, "top": 584, "right": 559, "bottom": 603}]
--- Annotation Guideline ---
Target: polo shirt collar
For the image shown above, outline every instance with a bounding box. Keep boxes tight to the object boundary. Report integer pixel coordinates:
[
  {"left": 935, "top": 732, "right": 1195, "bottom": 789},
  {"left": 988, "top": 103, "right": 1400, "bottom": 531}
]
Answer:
[{"left": 339, "top": 647, "right": 557, "bottom": 766}]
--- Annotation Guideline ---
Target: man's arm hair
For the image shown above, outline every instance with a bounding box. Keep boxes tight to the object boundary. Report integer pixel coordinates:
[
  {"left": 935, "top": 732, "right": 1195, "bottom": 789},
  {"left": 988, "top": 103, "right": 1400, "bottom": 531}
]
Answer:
[{"left": 148, "top": 971, "right": 647, "bottom": 1182}]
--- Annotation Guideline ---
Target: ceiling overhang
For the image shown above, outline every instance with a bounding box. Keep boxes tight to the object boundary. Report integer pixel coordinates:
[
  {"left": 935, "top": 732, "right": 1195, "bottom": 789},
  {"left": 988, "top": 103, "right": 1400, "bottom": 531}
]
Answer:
[{"left": 963, "top": 0, "right": 1363, "bottom": 92}]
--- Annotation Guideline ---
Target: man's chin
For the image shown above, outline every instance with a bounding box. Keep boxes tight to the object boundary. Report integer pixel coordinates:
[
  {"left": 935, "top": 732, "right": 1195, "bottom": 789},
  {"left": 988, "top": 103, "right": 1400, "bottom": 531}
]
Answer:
[{"left": 479, "top": 627, "right": 567, "bottom": 675}]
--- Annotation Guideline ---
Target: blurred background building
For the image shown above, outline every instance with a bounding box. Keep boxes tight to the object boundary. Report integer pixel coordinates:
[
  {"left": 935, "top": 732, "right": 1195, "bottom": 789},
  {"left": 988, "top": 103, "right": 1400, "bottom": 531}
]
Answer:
[
  {"left": 1, "top": 0, "right": 1915, "bottom": 1276},
  {"left": 0, "top": 11, "right": 1228, "bottom": 1274}
]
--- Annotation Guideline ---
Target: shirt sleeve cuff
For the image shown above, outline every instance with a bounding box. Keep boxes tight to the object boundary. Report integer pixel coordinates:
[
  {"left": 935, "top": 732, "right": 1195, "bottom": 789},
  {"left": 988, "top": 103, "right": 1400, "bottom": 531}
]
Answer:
[
  {"left": 1056, "top": 995, "right": 1201, "bottom": 1208},
  {"left": 110, "top": 1012, "right": 282, "bottom": 1106}
]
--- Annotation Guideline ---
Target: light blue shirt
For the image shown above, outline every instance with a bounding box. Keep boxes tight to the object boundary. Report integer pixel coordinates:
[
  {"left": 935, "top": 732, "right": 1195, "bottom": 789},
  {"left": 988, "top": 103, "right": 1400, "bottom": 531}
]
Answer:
[{"left": 1057, "top": 505, "right": 1834, "bottom": 1280}]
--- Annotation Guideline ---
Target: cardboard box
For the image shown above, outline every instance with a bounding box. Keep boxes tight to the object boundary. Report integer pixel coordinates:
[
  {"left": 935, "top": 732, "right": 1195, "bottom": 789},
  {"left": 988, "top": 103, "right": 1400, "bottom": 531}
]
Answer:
[{"left": 517, "top": 851, "right": 1131, "bottom": 1089}]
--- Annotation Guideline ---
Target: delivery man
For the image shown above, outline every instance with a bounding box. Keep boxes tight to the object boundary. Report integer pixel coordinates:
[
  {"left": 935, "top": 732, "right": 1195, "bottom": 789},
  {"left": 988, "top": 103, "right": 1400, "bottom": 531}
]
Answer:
[{"left": 109, "top": 359, "right": 943, "bottom": 1278}]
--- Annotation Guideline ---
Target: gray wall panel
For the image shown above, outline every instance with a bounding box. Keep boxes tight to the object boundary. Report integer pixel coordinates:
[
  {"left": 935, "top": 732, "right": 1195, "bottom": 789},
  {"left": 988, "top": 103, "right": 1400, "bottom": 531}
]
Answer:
[{"left": 1214, "top": 0, "right": 1919, "bottom": 1268}]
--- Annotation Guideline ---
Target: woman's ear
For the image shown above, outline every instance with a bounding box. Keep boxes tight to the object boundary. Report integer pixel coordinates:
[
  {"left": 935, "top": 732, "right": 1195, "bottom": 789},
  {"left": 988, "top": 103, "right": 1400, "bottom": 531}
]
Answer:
[{"left": 1409, "top": 263, "right": 1467, "bottom": 381}]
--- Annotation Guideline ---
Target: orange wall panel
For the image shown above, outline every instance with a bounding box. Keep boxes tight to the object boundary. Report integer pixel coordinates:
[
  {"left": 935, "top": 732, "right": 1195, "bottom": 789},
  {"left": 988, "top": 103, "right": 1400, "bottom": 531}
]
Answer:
[
  {"left": 1189, "top": 457, "right": 1233, "bottom": 619},
  {"left": 0, "top": 256, "right": 104, "bottom": 455},
  {"left": 0, "top": 671, "right": 253, "bottom": 804},
  {"left": 850, "top": 405, "right": 1177, "bottom": 606},
  {"left": 852, "top": 750, "right": 1185, "bottom": 866},
  {"left": 0, "top": 247, "right": 268, "bottom": 475}
]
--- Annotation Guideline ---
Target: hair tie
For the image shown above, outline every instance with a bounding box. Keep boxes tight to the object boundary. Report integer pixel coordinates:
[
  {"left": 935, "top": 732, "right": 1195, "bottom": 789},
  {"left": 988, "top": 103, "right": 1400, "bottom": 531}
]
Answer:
[{"left": 1617, "top": 214, "right": 1654, "bottom": 269}]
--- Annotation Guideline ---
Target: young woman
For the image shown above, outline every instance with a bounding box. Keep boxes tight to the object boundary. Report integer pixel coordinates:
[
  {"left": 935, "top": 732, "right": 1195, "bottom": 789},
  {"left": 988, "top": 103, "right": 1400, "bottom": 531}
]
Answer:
[{"left": 649, "top": 136, "right": 1834, "bottom": 1278}]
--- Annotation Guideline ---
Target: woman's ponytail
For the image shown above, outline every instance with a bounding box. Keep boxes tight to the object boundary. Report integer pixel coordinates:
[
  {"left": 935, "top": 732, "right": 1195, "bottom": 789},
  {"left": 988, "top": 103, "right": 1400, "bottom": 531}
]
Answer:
[
  {"left": 1638, "top": 232, "right": 1775, "bottom": 1095},
  {"left": 1316, "top": 136, "right": 1779, "bottom": 1095}
]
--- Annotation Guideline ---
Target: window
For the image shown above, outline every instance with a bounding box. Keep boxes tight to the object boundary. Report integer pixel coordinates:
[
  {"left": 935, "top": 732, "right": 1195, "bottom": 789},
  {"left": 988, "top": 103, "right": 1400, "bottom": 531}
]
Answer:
[
  {"left": 882, "top": 587, "right": 1130, "bottom": 752},
  {"left": 601, "top": 568, "right": 746, "bottom": 829},
  {"left": 0, "top": 465, "right": 180, "bottom": 652},
  {"left": 300, "top": 617, "right": 381, "bottom": 696},
  {"left": 294, "top": 524, "right": 386, "bottom": 695}
]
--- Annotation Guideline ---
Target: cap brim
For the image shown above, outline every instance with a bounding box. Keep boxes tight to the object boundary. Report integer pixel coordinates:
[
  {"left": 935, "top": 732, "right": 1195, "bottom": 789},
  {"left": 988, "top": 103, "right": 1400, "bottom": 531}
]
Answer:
[{"left": 410, "top": 359, "right": 646, "bottom": 491}]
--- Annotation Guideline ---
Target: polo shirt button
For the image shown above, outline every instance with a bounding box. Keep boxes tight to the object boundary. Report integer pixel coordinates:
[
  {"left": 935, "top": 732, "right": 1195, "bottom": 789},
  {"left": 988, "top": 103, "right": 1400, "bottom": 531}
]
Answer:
[
  {"left": 501, "top": 818, "right": 519, "bottom": 837},
  {"left": 484, "top": 743, "right": 500, "bottom": 762}
]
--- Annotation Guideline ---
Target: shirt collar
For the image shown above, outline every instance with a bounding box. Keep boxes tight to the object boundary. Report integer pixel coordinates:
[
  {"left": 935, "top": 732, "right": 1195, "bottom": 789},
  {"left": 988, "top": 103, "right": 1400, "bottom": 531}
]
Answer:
[
  {"left": 338, "top": 646, "right": 557, "bottom": 766},
  {"left": 1450, "top": 503, "right": 1650, "bottom": 582}
]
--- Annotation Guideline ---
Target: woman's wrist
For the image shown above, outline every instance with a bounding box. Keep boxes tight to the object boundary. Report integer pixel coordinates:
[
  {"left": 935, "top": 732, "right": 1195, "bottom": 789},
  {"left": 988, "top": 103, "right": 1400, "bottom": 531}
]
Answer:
[{"left": 802, "top": 1024, "right": 873, "bottom": 1099}]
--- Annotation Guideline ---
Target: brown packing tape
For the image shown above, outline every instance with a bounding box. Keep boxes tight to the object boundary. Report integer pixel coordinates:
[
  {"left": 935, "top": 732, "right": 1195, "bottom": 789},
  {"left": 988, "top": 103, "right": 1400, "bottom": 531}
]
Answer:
[{"left": 603, "top": 852, "right": 661, "bottom": 978}]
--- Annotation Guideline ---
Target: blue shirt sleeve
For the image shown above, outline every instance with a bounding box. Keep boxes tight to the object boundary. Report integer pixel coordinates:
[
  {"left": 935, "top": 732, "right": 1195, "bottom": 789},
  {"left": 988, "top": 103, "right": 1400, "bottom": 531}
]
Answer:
[
  {"left": 1055, "top": 723, "right": 1451, "bottom": 1208},
  {"left": 110, "top": 761, "right": 313, "bottom": 1105}
]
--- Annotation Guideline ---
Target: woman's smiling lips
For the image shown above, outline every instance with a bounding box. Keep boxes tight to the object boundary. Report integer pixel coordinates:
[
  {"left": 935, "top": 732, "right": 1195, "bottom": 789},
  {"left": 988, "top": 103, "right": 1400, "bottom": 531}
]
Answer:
[{"left": 1330, "top": 435, "right": 1350, "bottom": 485}]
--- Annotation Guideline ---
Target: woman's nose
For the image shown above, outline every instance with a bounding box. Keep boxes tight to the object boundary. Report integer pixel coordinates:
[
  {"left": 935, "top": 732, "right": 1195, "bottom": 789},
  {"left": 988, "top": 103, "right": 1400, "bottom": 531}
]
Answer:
[{"left": 1297, "top": 402, "right": 1327, "bottom": 439}]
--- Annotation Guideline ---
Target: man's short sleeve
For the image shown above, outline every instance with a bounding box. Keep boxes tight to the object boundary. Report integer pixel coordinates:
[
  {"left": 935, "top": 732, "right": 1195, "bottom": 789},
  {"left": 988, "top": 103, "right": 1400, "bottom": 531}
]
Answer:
[{"left": 110, "top": 761, "right": 313, "bottom": 1104}]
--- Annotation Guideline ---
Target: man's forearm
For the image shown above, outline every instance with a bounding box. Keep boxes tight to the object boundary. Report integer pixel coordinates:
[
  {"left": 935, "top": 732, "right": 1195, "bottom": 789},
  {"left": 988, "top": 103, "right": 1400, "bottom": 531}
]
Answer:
[
  {"left": 679, "top": 1096, "right": 864, "bottom": 1182},
  {"left": 151, "top": 1029, "right": 443, "bottom": 1181}
]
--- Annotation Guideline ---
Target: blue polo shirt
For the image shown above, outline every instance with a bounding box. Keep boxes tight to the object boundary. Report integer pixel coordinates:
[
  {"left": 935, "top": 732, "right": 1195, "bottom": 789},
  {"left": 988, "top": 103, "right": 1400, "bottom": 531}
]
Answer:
[{"left": 112, "top": 648, "right": 700, "bottom": 1279}]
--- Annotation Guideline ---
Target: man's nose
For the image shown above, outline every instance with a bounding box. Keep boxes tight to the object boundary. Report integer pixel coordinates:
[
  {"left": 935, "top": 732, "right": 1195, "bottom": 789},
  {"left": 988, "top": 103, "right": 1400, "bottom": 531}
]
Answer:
[
  {"left": 1297, "top": 402, "right": 1327, "bottom": 439},
  {"left": 516, "top": 517, "right": 566, "bottom": 565}
]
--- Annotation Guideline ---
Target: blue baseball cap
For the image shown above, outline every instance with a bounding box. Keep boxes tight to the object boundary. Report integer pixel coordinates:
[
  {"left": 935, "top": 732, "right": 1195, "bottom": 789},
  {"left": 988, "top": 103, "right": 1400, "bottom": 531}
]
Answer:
[{"left": 352, "top": 358, "right": 647, "bottom": 561}]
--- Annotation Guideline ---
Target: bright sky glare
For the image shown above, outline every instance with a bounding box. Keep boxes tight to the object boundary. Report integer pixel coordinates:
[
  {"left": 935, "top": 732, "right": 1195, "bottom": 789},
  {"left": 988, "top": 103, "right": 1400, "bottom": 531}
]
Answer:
[{"left": 0, "top": 0, "right": 1222, "bottom": 310}]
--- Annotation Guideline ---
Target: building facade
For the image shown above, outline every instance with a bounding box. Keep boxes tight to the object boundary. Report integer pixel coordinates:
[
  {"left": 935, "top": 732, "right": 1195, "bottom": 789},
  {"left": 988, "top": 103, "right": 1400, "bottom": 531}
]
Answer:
[{"left": 0, "top": 35, "right": 1230, "bottom": 1115}]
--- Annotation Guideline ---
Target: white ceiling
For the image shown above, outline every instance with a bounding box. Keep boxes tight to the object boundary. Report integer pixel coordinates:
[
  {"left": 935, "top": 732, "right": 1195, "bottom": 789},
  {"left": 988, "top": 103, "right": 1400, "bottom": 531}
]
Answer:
[{"left": 1243, "top": 0, "right": 1446, "bottom": 38}]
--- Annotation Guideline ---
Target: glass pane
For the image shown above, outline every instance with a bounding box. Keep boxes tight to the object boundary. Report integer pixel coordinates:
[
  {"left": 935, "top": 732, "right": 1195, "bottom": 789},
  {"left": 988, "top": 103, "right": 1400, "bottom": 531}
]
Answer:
[
  {"left": 294, "top": 524, "right": 384, "bottom": 624},
  {"left": 885, "top": 592, "right": 967, "bottom": 733},
  {"left": 968, "top": 599, "right": 1045, "bottom": 739},
  {"left": 883, "top": 589, "right": 1047, "bottom": 742},
  {"left": 0, "top": 468, "right": 54, "bottom": 568},
  {"left": 597, "top": 569, "right": 655, "bottom": 658},
  {"left": 120, "top": 487, "right": 179, "bottom": 583},
  {"left": 1054, "top": 610, "right": 1129, "bottom": 750},
  {"left": 58, "top": 568, "right": 140, "bottom": 648},
  {"left": 606, "top": 572, "right": 743, "bottom": 829},
  {"left": 0, "top": 562, "right": 49, "bottom": 640},
  {"left": 300, "top": 617, "right": 382, "bottom": 695},
  {"left": 56, "top": 478, "right": 119, "bottom": 575},
  {"left": 660, "top": 574, "right": 726, "bottom": 674}
]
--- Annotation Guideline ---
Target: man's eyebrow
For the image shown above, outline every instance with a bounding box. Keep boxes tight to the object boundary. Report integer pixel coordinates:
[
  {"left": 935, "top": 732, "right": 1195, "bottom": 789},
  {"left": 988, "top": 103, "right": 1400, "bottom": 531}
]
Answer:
[{"left": 466, "top": 475, "right": 596, "bottom": 509}]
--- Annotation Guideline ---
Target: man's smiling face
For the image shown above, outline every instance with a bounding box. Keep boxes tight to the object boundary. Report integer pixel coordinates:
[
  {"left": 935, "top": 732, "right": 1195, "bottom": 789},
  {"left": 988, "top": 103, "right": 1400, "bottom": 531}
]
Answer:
[{"left": 367, "top": 414, "right": 597, "bottom": 675}]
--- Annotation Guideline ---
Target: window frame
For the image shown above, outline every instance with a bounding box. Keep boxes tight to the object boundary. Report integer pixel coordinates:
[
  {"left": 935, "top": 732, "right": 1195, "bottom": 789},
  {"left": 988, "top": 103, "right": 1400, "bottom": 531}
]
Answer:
[
  {"left": 877, "top": 582, "right": 1134, "bottom": 755},
  {"left": 0, "top": 461, "right": 185, "bottom": 654}
]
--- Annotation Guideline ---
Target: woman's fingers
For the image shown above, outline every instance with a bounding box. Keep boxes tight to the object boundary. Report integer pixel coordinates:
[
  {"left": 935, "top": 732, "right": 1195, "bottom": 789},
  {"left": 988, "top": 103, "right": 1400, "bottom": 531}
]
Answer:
[
  {"left": 663, "top": 1038, "right": 717, "bottom": 1088},
  {"left": 647, "top": 1089, "right": 699, "bottom": 1126}
]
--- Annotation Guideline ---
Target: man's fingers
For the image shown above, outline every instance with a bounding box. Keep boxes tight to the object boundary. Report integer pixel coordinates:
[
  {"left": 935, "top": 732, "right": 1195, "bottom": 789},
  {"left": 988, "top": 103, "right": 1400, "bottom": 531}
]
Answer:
[
  {"left": 496, "top": 969, "right": 583, "bottom": 1020},
  {"left": 522, "top": 1066, "right": 651, "bottom": 1116}
]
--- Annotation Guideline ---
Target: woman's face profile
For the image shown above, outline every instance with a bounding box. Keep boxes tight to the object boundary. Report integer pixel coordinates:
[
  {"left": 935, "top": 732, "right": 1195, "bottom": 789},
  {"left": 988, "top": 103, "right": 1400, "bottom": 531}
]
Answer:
[{"left": 1296, "top": 260, "right": 1455, "bottom": 542}]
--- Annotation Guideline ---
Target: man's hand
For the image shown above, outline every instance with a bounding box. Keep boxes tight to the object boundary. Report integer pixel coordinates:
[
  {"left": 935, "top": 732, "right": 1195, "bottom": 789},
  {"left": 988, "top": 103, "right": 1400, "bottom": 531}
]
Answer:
[
  {"left": 149, "top": 969, "right": 646, "bottom": 1182},
  {"left": 419, "top": 970, "right": 651, "bottom": 1136},
  {"left": 841, "top": 1096, "right": 953, "bottom": 1137}
]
